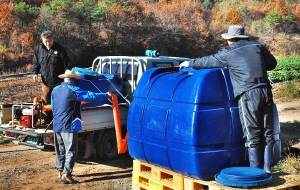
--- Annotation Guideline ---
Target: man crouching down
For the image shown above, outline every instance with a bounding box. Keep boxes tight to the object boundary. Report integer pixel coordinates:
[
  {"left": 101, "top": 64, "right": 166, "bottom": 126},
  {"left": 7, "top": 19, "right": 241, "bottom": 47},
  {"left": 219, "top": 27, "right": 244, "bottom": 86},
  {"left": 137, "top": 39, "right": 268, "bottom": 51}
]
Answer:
[{"left": 51, "top": 70, "right": 111, "bottom": 184}]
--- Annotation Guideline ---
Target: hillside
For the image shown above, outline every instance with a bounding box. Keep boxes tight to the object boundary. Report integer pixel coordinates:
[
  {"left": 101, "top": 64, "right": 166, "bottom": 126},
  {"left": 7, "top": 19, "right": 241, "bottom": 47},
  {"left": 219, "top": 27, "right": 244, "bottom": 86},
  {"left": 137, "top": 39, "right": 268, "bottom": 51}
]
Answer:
[{"left": 0, "top": 0, "right": 300, "bottom": 72}]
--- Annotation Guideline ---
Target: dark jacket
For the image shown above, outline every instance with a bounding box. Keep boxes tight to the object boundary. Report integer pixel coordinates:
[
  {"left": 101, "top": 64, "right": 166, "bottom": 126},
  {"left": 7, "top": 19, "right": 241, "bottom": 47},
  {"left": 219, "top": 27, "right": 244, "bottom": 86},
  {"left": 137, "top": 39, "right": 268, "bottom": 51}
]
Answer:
[
  {"left": 51, "top": 82, "right": 108, "bottom": 133},
  {"left": 190, "top": 40, "right": 277, "bottom": 97},
  {"left": 32, "top": 42, "right": 69, "bottom": 87}
]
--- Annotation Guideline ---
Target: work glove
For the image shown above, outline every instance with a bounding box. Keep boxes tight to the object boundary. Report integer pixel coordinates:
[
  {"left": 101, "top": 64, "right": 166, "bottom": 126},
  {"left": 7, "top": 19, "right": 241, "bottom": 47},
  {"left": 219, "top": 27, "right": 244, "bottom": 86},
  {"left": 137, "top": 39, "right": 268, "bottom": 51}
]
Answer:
[
  {"left": 179, "top": 61, "right": 190, "bottom": 69},
  {"left": 107, "top": 91, "right": 112, "bottom": 98}
]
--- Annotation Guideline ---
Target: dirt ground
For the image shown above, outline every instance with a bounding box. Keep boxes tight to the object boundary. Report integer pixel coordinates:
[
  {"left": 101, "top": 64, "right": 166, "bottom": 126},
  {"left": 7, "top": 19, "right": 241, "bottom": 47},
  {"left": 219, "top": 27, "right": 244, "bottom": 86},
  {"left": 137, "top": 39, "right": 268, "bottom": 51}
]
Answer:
[
  {"left": 0, "top": 99, "right": 300, "bottom": 190},
  {"left": 0, "top": 145, "right": 133, "bottom": 190},
  {"left": 276, "top": 100, "right": 300, "bottom": 123}
]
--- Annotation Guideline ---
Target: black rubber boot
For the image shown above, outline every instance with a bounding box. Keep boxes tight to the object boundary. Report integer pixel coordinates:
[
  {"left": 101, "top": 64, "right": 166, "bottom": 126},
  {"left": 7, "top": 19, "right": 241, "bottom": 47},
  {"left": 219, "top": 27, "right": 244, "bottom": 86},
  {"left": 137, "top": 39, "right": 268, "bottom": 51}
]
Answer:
[
  {"left": 263, "top": 144, "right": 274, "bottom": 174},
  {"left": 248, "top": 146, "right": 263, "bottom": 168}
]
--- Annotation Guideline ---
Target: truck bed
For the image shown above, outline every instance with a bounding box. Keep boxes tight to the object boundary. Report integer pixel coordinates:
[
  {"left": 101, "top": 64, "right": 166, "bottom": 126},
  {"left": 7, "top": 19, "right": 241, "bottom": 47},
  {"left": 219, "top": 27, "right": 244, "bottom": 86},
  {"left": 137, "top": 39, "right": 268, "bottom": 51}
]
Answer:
[{"left": 0, "top": 105, "right": 128, "bottom": 136}]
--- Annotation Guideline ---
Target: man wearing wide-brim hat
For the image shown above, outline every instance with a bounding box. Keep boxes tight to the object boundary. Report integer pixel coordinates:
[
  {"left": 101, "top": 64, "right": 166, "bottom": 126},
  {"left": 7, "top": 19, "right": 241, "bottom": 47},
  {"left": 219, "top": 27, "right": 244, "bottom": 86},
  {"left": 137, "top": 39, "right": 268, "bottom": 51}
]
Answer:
[
  {"left": 51, "top": 69, "right": 111, "bottom": 184},
  {"left": 58, "top": 69, "right": 82, "bottom": 79},
  {"left": 180, "top": 25, "right": 277, "bottom": 174}
]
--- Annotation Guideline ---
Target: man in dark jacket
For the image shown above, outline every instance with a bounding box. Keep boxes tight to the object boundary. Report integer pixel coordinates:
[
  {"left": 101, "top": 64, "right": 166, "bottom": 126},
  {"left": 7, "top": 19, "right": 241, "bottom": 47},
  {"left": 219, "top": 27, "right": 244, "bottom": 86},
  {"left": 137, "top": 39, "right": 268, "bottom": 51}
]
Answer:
[
  {"left": 51, "top": 70, "right": 111, "bottom": 184},
  {"left": 32, "top": 30, "right": 69, "bottom": 124},
  {"left": 180, "top": 25, "right": 277, "bottom": 174}
]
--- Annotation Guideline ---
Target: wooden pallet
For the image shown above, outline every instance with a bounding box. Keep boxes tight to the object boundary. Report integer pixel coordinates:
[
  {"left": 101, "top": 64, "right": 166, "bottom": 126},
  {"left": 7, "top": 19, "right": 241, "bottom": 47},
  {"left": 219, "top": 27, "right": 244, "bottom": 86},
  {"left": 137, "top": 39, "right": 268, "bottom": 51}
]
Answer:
[
  {"left": 133, "top": 160, "right": 184, "bottom": 190},
  {"left": 132, "top": 160, "right": 300, "bottom": 190},
  {"left": 184, "top": 172, "right": 300, "bottom": 190},
  {"left": 132, "top": 182, "right": 147, "bottom": 190},
  {"left": 132, "top": 172, "right": 182, "bottom": 190}
]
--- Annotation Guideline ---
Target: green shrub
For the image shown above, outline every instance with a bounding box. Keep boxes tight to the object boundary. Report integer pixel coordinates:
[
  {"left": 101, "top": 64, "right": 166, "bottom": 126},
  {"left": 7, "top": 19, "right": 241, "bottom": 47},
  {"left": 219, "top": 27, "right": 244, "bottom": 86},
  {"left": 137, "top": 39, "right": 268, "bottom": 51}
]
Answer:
[
  {"left": 268, "top": 56, "right": 300, "bottom": 82},
  {"left": 273, "top": 56, "right": 300, "bottom": 71}
]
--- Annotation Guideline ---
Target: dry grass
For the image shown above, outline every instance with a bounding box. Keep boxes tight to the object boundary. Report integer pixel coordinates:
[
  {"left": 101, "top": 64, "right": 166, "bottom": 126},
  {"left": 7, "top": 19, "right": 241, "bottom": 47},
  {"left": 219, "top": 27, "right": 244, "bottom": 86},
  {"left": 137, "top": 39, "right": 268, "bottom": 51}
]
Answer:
[
  {"left": 272, "top": 80, "right": 300, "bottom": 102},
  {"left": 278, "top": 155, "right": 300, "bottom": 175}
]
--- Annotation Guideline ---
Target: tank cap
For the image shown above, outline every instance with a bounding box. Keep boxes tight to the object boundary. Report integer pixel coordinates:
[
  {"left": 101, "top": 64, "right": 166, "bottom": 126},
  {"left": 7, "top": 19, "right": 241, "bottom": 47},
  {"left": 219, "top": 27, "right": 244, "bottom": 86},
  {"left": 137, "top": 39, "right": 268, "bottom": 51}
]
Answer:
[{"left": 215, "top": 167, "right": 272, "bottom": 188}]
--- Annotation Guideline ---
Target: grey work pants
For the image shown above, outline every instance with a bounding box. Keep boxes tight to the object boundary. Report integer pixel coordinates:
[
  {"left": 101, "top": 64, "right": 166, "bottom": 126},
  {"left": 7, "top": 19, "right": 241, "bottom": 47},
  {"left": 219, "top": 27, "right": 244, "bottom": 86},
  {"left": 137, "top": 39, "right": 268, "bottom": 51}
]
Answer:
[
  {"left": 238, "top": 87, "right": 275, "bottom": 148},
  {"left": 54, "top": 132, "right": 78, "bottom": 176}
]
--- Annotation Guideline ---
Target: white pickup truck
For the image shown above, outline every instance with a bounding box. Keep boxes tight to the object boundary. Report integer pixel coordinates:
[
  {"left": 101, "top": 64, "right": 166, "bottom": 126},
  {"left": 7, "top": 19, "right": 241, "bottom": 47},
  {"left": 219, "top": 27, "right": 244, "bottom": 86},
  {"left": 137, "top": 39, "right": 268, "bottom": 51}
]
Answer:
[{"left": 0, "top": 52, "right": 192, "bottom": 160}]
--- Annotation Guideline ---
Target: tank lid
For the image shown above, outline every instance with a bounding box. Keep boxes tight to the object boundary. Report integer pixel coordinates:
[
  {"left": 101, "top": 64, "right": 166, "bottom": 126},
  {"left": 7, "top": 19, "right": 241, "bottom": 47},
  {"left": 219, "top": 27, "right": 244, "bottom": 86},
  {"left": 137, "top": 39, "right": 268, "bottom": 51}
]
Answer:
[{"left": 215, "top": 167, "right": 272, "bottom": 188}]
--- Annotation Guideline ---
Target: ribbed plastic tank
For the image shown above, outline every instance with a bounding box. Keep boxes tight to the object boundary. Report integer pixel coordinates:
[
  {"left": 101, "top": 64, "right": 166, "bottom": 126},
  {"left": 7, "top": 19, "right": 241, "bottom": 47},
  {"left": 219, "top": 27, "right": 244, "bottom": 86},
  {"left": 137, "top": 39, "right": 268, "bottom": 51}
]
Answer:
[
  {"left": 72, "top": 67, "right": 125, "bottom": 107},
  {"left": 127, "top": 67, "right": 281, "bottom": 180}
]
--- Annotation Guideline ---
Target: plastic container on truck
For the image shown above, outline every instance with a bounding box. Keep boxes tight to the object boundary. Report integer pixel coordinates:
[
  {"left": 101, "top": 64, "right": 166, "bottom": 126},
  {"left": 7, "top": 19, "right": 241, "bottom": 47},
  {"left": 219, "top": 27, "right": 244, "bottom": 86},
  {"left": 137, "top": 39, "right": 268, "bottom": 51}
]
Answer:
[{"left": 72, "top": 67, "right": 126, "bottom": 107}]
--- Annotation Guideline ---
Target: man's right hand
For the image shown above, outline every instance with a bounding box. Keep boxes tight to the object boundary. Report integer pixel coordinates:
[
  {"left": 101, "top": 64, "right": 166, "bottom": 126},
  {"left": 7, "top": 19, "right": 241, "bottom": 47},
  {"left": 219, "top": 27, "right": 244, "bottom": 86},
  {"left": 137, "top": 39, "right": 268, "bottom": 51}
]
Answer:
[
  {"left": 33, "top": 74, "right": 38, "bottom": 82},
  {"left": 107, "top": 91, "right": 112, "bottom": 97}
]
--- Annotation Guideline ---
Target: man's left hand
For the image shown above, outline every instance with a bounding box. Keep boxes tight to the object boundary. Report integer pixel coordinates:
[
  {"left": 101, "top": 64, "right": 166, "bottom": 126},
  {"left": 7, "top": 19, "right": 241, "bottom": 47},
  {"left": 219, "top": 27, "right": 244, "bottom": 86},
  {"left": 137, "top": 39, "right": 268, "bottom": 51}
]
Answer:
[{"left": 179, "top": 61, "right": 190, "bottom": 69}]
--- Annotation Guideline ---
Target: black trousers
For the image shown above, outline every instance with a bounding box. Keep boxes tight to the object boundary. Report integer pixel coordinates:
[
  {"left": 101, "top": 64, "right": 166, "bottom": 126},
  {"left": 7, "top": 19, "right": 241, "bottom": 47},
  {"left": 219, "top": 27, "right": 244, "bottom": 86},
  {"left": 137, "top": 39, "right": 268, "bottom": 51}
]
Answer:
[{"left": 238, "top": 87, "right": 275, "bottom": 148}]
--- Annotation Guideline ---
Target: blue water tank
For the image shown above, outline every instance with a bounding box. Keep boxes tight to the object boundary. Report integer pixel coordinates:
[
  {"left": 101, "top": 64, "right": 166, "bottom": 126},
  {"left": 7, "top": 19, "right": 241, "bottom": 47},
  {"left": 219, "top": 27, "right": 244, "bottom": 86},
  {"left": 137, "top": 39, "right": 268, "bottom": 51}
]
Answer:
[
  {"left": 72, "top": 67, "right": 125, "bottom": 107},
  {"left": 127, "top": 67, "right": 280, "bottom": 180}
]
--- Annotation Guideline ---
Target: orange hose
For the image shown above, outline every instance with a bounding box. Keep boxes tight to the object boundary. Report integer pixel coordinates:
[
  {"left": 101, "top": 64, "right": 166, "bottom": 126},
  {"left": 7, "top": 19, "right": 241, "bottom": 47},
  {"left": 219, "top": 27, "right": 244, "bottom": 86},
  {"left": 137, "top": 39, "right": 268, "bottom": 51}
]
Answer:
[
  {"left": 111, "top": 94, "right": 128, "bottom": 154},
  {"left": 42, "top": 105, "right": 52, "bottom": 111},
  {"left": 41, "top": 101, "right": 89, "bottom": 111}
]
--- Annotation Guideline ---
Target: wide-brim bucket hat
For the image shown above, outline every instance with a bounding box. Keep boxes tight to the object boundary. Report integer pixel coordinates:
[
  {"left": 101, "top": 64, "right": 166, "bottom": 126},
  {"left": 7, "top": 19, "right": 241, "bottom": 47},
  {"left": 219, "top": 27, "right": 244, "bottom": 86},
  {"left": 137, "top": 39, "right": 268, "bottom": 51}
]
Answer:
[
  {"left": 58, "top": 69, "right": 81, "bottom": 79},
  {"left": 221, "top": 25, "right": 249, "bottom": 39}
]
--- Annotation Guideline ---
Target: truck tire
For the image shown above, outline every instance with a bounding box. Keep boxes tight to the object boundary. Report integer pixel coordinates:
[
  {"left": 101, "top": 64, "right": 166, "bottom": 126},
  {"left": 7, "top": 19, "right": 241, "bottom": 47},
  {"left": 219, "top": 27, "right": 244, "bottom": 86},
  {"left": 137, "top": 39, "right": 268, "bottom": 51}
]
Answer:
[{"left": 96, "top": 130, "right": 118, "bottom": 160}]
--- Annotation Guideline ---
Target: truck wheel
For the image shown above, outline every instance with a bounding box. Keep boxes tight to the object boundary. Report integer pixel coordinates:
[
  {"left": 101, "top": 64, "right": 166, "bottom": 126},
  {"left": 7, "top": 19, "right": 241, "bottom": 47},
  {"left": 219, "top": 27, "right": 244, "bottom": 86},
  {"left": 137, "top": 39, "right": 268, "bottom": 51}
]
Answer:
[{"left": 96, "top": 130, "right": 118, "bottom": 160}]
